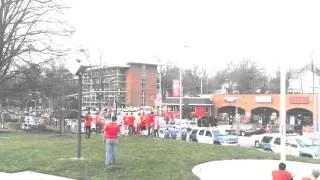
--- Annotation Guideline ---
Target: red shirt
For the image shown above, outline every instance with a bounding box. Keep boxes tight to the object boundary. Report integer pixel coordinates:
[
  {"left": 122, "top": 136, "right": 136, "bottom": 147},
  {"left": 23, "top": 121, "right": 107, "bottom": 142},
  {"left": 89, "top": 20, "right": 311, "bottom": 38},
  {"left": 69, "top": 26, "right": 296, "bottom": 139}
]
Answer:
[
  {"left": 95, "top": 115, "right": 102, "bottom": 125},
  {"left": 272, "top": 170, "right": 293, "bottom": 180},
  {"left": 129, "top": 116, "right": 135, "bottom": 126},
  {"left": 85, "top": 115, "right": 92, "bottom": 127},
  {"left": 140, "top": 117, "right": 146, "bottom": 127},
  {"left": 149, "top": 114, "right": 155, "bottom": 126},
  {"left": 123, "top": 116, "right": 129, "bottom": 126},
  {"left": 104, "top": 122, "right": 120, "bottom": 140}
]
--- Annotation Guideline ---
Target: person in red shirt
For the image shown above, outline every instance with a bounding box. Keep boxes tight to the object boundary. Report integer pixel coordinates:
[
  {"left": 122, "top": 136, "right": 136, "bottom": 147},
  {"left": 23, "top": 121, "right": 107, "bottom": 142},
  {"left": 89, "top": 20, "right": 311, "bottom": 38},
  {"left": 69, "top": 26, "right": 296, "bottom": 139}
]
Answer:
[
  {"left": 84, "top": 111, "right": 92, "bottom": 139},
  {"left": 147, "top": 112, "right": 155, "bottom": 136},
  {"left": 104, "top": 116, "right": 120, "bottom": 165},
  {"left": 140, "top": 113, "right": 147, "bottom": 131},
  {"left": 95, "top": 112, "right": 103, "bottom": 134},
  {"left": 272, "top": 162, "right": 293, "bottom": 180},
  {"left": 129, "top": 113, "right": 135, "bottom": 136}
]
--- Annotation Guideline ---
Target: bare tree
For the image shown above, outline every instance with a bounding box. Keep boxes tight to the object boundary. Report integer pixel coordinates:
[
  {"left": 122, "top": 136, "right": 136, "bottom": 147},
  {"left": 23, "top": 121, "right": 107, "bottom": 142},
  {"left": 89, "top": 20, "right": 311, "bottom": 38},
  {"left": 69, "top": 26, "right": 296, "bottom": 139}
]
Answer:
[
  {"left": 0, "top": 0, "right": 73, "bottom": 84},
  {"left": 160, "top": 61, "right": 179, "bottom": 99},
  {"left": 211, "top": 59, "right": 268, "bottom": 94},
  {"left": 183, "top": 65, "right": 208, "bottom": 96}
]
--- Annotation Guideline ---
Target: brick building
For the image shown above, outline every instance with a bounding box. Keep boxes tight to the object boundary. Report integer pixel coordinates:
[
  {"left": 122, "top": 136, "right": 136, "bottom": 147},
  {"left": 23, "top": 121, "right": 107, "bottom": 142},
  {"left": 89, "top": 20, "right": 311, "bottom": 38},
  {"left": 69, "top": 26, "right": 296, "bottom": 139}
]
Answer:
[{"left": 81, "top": 62, "right": 158, "bottom": 109}]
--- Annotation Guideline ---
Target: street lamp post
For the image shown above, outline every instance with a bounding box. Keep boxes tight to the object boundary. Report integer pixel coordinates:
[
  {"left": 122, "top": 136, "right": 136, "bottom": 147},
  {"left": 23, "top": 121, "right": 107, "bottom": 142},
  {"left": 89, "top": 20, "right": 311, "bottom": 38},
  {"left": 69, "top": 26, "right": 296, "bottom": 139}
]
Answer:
[
  {"left": 65, "top": 52, "right": 89, "bottom": 160},
  {"left": 77, "top": 73, "right": 83, "bottom": 159},
  {"left": 280, "top": 65, "right": 287, "bottom": 162},
  {"left": 235, "top": 97, "right": 241, "bottom": 136},
  {"left": 180, "top": 45, "right": 188, "bottom": 124}
]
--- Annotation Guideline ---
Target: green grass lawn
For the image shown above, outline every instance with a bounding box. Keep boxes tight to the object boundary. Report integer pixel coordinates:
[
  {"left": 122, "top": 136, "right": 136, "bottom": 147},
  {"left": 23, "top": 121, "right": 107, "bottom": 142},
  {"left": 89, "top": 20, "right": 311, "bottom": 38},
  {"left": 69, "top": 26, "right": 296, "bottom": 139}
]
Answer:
[{"left": 0, "top": 132, "right": 319, "bottom": 180}]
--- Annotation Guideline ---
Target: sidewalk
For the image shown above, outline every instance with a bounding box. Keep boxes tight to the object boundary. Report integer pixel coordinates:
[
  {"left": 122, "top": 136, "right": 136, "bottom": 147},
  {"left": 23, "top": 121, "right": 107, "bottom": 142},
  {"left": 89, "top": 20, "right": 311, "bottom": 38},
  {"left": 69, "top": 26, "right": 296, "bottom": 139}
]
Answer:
[
  {"left": 192, "top": 159, "right": 320, "bottom": 180},
  {"left": 0, "top": 171, "right": 75, "bottom": 180}
]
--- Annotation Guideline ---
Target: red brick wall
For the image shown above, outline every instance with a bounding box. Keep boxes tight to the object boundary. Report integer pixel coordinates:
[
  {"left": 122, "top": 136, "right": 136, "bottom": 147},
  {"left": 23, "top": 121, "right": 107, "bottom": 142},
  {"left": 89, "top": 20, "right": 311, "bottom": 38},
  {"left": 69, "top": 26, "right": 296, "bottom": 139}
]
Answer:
[
  {"left": 125, "top": 63, "right": 157, "bottom": 107},
  {"left": 145, "top": 66, "right": 157, "bottom": 106}
]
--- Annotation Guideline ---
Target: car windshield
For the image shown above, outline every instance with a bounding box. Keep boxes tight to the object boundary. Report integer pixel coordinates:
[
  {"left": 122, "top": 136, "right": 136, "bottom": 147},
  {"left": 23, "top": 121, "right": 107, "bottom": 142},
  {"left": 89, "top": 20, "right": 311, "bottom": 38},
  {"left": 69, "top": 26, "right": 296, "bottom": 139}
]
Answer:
[
  {"left": 212, "top": 130, "right": 226, "bottom": 136},
  {"left": 261, "top": 136, "right": 273, "bottom": 143},
  {"left": 296, "top": 138, "right": 315, "bottom": 147}
]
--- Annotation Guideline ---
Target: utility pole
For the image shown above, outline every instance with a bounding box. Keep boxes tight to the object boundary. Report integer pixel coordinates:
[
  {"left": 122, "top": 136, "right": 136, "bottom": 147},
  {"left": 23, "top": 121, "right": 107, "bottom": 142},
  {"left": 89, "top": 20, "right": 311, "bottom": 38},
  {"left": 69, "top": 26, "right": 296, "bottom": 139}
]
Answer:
[
  {"left": 312, "top": 51, "right": 315, "bottom": 94},
  {"left": 280, "top": 64, "right": 287, "bottom": 162},
  {"left": 77, "top": 73, "right": 83, "bottom": 159}
]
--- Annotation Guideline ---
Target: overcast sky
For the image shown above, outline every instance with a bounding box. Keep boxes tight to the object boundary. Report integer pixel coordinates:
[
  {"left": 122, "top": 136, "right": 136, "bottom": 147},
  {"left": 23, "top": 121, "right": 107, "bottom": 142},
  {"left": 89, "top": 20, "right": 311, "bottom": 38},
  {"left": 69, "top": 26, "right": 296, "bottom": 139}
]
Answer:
[{"left": 64, "top": 0, "right": 320, "bottom": 74}]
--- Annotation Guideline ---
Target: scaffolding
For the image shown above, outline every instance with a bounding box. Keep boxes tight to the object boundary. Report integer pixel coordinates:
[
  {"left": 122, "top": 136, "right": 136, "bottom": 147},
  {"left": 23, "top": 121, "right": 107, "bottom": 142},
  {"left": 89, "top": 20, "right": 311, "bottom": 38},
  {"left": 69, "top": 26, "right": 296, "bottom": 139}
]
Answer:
[{"left": 82, "top": 66, "right": 128, "bottom": 110}]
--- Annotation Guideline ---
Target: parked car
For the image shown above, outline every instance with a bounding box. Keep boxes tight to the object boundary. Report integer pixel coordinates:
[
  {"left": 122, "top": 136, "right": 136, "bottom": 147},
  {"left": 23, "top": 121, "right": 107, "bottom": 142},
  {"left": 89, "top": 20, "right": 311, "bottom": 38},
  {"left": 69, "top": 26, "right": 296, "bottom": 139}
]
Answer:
[
  {"left": 213, "top": 130, "right": 238, "bottom": 145},
  {"left": 226, "top": 123, "right": 265, "bottom": 136},
  {"left": 196, "top": 127, "right": 238, "bottom": 145},
  {"left": 279, "top": 136, "right": 320, "bottom": 159},
  {"left": 197, "top": 116, "right": 217, "bottom": 127},
  {"left": 176, "top": 128, "right": 188, "bottom": 140},
  {"left": 187, "top": 127, "right": 200, "bottom": 142},
  {"left": 254, "top": 133, "right": 297, "bottom": 149},
  {"left": 179, "top": 120, "right": 197, "bottom": 129}
]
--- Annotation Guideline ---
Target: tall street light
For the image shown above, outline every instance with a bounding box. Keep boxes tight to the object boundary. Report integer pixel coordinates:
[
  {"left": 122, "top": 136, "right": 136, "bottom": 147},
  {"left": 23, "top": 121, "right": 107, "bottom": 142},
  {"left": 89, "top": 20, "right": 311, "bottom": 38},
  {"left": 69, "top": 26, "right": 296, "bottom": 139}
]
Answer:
[
  {"left": 180, "top": 45, "right": 188, "bottom": 122},
  {"left": 66, "top": 53, "right": 89, "bottom": 159},
  {"left": 280, "top": 63, "right": 287, "bottom": 162}
]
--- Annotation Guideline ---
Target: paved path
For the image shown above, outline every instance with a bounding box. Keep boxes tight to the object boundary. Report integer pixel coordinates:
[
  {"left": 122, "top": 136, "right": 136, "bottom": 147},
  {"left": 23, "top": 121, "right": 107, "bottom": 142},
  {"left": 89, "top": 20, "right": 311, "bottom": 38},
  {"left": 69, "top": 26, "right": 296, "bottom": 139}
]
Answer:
[
  {"left": 0, "top": 171, "right": 75, "bottom": 180},
  {"left": 192, "top": 159, "right": 320, "bottom": 180}
]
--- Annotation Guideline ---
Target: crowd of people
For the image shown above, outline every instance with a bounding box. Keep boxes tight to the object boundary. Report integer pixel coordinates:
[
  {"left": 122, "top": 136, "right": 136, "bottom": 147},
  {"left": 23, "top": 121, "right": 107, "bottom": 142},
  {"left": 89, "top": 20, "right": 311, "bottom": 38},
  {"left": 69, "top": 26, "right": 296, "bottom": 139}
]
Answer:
[
  {"left": 120, "top": 111, "right": 160, "bottom": 138},
  {"left": 83, "top": 111, "right": 104, "bottom": 139},
  {"left": 82, "top": 110, "right": 161, "bottom": 165}
]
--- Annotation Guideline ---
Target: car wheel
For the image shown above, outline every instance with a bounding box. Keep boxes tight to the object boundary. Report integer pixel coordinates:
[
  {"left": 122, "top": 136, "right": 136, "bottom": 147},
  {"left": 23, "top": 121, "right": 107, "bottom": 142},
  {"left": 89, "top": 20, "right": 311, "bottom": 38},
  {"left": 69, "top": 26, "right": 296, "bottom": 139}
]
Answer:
[
  {"left": 241, "top": 131, "right": 246, "bottom": 136},
  {"left": 214, "top": 141, "right": 221, "bottom": 145},
  {"left": 254, "top": 141, "right": 260, "bottom": 148}
]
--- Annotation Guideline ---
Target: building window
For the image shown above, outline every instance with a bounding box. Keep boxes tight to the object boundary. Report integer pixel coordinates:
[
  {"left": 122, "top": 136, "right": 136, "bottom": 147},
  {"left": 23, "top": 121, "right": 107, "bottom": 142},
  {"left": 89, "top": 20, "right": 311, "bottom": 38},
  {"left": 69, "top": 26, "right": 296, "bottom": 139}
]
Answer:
[{"left": 141, "top": 79, "right": 146, "bottom": 106}]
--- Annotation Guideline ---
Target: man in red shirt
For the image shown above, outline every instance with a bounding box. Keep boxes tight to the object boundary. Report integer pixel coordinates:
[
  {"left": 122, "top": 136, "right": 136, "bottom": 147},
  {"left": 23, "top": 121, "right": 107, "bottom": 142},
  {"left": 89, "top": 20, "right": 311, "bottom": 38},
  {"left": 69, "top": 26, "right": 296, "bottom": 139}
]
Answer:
[
  {"left": 104, "top": 116, "right": 120, "bottom": 165},
  {"left": 128, "top": 113, "right": 135, "bottom": 136},
  {"left": 95, "top": 112, "right": 103, "bottom": 134},
  {"left": 84, "top": 111, "right": 92, "bottom": 139},
  {"left": 147, "top": 112, "right": 155, "bottom": 136},
  {"left": 272, "top": 162, "right": 294, "bottom": 180}
]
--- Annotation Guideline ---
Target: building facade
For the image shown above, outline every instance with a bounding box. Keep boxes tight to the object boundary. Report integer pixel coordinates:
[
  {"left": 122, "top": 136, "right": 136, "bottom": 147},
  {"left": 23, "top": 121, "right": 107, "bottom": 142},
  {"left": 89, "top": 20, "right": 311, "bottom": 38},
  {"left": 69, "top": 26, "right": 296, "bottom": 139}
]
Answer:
[
  {"left": 212, "top": 94, "right": 320, "bottom": 132},
  {"left": 81, "top": 62, "right": 158, "bottom": 109}
]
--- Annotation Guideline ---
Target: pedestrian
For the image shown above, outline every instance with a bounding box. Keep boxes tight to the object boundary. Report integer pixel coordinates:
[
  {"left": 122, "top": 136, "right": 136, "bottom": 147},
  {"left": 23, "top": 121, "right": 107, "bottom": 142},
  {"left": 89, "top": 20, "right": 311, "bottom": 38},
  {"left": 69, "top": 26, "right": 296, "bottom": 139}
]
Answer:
[
  {"left": 302, "top": 169, "right": 320, "bottom": 180},
  {"left": 154, "top": 115, "right": 160, "bottom": 139},
  {"left": 134, "top": 113, "right": 141, "bottom": 136},
  {"left": 129, "top": 113, "right": 135, "bottom": 136},
  {"left": 84, "top": 111, "right": 93, "bottom": 139},
  {"left": 95, "top": 112, "right": 102, "bottom": 134},
  {"left": 272, "top": 162, "right": 294, "bottom": 180},
  {"left": 147, "top": 112, "right": 155, "bottom": 136},
  {"left": 104, "top": 116, "right": 120, "bottom": 165},
  {"left": 123, "top": 113, "right": 129, "bottom": 136}
]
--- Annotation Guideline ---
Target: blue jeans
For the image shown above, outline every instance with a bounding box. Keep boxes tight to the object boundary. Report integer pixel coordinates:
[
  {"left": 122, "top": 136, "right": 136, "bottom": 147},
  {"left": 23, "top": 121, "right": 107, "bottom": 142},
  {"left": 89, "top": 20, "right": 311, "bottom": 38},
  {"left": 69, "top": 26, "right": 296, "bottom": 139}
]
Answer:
[{"left": 105, "top": 139, "right": 117, "bottom": 165}]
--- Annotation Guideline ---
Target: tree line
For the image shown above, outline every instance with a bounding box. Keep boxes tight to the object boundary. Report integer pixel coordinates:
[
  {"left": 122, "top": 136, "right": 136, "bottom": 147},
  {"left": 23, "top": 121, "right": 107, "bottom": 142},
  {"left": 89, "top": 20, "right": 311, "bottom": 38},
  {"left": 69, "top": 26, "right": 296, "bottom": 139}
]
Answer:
[{"left": 159, "top": 59, "right": 320, "bottom": 100}]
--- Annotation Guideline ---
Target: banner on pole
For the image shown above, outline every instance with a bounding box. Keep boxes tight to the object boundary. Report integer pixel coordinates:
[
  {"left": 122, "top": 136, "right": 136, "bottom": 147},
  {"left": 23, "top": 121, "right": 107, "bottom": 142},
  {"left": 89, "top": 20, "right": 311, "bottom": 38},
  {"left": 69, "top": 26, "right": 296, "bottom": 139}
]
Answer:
[{"left": 172, "top": 80, "right": 180, "bottom": 97}]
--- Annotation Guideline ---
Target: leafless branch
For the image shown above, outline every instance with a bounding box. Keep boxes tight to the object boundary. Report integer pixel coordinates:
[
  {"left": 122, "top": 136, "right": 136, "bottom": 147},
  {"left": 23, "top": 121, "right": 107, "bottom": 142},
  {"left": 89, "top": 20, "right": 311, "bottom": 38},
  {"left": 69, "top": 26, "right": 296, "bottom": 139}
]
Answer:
[{"left": 0, "top": 0, "right": 74, "bottom": 84}]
